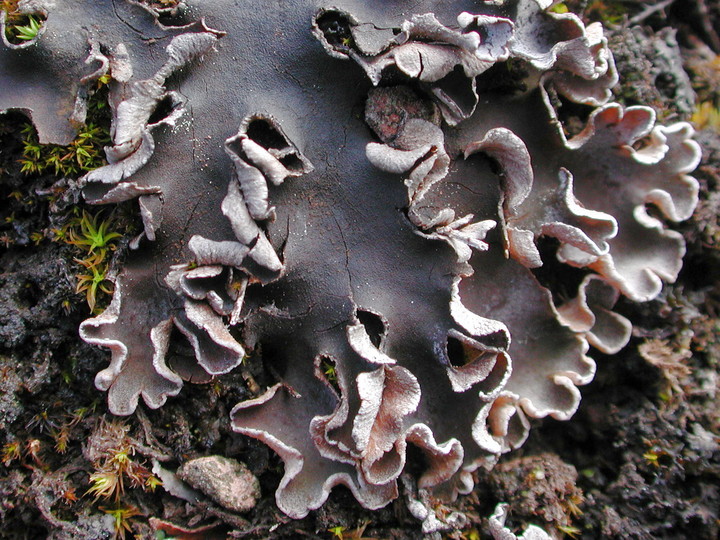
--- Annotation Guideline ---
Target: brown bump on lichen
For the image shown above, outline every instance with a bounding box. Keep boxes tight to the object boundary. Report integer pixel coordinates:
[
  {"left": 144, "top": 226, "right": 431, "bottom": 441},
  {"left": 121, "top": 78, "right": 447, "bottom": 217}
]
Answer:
[{"left": 365, "top": 86, "right": 441, "bottom": 144}]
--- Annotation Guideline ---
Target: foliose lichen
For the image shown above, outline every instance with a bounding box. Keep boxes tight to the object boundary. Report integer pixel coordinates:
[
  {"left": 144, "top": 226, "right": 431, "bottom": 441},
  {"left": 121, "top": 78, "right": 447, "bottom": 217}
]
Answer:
[{"left": 0, "top": 0, "right": 700, "bottom": 519}]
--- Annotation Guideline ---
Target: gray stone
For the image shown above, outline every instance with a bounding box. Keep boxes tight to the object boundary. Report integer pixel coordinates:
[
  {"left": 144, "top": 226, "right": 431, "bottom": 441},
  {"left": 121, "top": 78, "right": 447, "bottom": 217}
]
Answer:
[{"left": 177, "top": 456, "right": 260, "bottom": 513}]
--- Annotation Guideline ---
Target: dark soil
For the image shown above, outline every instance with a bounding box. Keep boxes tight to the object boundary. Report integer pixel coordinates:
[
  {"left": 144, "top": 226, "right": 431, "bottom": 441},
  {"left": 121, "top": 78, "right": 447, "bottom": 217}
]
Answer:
[{"left": 1, "top": 1, "right": 719, "bottom": 539}]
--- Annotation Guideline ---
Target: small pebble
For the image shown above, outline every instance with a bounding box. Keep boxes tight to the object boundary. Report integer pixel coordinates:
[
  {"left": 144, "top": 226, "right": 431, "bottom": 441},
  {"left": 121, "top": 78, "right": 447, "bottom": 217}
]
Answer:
[{"left": 177, "top": 456, "right": 260, "bottom": 513}]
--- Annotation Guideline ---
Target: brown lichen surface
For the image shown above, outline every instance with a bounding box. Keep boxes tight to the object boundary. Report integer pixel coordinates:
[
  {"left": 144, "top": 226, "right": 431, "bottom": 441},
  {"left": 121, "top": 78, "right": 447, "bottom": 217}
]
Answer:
[{"left": 0, "top": 0, "right": 699, "bottom": 519}]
